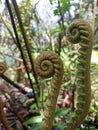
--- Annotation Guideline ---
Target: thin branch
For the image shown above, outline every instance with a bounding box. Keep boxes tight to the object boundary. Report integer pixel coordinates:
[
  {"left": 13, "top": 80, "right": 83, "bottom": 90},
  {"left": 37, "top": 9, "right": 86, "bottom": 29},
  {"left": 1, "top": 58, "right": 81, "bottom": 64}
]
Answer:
[
  {"left": 0, "top": 74, "right": 27, "bottom": 94},
  {"left": 92, "top": 0, "right": 97, "bottom": 33},
  {"left": 58, "top": 33, "right": 63, "bottom": 56},
  {"left": 11, "top": 0, "right": 39, "bottom": 91},
  {"left": 94, "top": 26, "right": 98, "bottom": 35},
  {"left": 58, "top": 0, "right": 66, "bottom": 36},
  {"left": 71, "top": 82, "right": 76, "bottom": 112},
  {"left": 5, "top": 0, "right": 38, "bottom": 108},
  {"left": 0, "top": 13, "right": 17, "bottom": 45}
]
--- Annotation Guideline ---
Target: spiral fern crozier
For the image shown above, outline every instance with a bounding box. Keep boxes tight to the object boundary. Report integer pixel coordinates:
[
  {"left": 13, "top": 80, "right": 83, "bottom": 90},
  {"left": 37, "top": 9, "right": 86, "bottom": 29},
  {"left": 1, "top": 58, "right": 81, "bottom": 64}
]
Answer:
[
  {"left": 34, "top": 51, "right": 64, "bottom": 130},
  {"left": 0, "top": 62, "right": 7, "bottom": 74},
  {"left": 64, "top": 19, "right": 93, "bottom": 130}
]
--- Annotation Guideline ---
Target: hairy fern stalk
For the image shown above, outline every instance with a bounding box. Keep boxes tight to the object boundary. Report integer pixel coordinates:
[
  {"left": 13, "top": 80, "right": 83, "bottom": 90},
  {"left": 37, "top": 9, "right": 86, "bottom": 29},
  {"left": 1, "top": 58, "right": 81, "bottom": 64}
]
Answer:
[
  {"left": 64, "top": 19, "right": 93, "bottom": 130},
  {"left": 34, "top": 19, "right": 93, "bottom": 130},
  {"left": 35, "top": 52, "right": 64, "bottom": 130}
]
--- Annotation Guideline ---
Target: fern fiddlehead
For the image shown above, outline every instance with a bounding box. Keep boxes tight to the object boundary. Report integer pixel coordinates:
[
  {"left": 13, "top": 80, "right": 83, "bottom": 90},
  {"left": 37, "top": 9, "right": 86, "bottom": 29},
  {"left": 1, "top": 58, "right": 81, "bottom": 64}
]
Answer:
[
  {"left": 34, "top": 51, "right": 64, "bottom": 130},
  {"left": 64, "top": 19, "right": 93, "bottom": 130},
  {"left": 0, "top": 62, "right": 7, "bottom": 74}
]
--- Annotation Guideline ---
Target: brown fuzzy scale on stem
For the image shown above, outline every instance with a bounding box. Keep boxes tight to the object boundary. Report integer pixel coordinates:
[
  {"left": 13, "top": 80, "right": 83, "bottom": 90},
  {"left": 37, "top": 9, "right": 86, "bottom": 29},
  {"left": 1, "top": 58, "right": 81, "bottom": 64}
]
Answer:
[
  {"left": 34, "top": 51, "right": 64, "bottom": 130},
  {"left": 64, "top": 19, "right": 93, "bottom": 130}
]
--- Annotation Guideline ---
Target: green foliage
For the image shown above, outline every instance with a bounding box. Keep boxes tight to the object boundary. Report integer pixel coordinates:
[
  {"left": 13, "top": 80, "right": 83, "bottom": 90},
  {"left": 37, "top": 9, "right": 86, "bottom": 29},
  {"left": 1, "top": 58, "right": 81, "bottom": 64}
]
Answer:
[
  {"left": 55, "top": 108, "right": 70, "bottom": 117},
  {"left": 29, "top": 124, "right": 41, "bottom": 130},
  {"left": 0, "top": 0, "right": 98, "bottom": 130},
  {"left": 49, "top": 0, "right": 70, "bottom": 16},
  {"left": 23, "top": 115, "right": 42, "bottom": 125}
]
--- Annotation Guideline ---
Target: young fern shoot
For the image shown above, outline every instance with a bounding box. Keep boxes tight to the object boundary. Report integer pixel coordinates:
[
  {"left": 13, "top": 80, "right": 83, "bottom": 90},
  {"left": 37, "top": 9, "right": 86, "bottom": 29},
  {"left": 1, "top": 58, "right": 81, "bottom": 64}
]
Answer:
[
  {"left": 34, "top": 52, "right": 64, "bottom": 130},
  {"left": 34, "top": 19, "right": 93, "bottom": 130},
  {"left": 64, "top": 19, "right": 93, "bottom": 130}
]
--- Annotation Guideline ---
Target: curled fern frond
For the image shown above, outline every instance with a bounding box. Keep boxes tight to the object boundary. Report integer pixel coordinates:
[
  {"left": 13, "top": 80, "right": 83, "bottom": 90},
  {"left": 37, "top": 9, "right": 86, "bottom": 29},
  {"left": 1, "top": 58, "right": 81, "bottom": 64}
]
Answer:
[
  {"left": 35, "top": 51, "right": 64, "bottom": 130},
  {"left": 64, "top": 19, "right": 93, "bottom": 130}
]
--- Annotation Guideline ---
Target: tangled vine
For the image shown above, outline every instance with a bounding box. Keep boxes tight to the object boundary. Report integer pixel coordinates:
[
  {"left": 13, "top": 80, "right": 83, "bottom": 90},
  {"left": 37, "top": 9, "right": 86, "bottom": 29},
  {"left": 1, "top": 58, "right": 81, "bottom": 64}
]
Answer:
[
  {"left": 64, "top": 19, "right": 93, "bottom": 130},
  {"left": 34, "top": 52, "right": 64, "bottom": 130}
]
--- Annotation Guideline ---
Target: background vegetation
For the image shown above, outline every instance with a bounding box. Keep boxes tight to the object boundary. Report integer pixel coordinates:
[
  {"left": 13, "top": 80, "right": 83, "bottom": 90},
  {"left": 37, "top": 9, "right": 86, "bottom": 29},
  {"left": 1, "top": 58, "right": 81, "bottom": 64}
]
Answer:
[{"left": 0, "top": 0, "right": 98, "bottom": 130}]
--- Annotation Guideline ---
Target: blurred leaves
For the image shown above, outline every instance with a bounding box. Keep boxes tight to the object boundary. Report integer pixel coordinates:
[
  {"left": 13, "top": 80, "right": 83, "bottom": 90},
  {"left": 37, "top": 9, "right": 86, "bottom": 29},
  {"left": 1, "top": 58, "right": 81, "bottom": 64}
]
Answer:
[
  {"left": 23, "top": 115, "right": 42, "bottom": 125},
  {"left": 55, "top": 108, "right": 70, "bottom": 118},
  {"left": 49, "top": 0, "right": 70, "bottom": 16}
]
